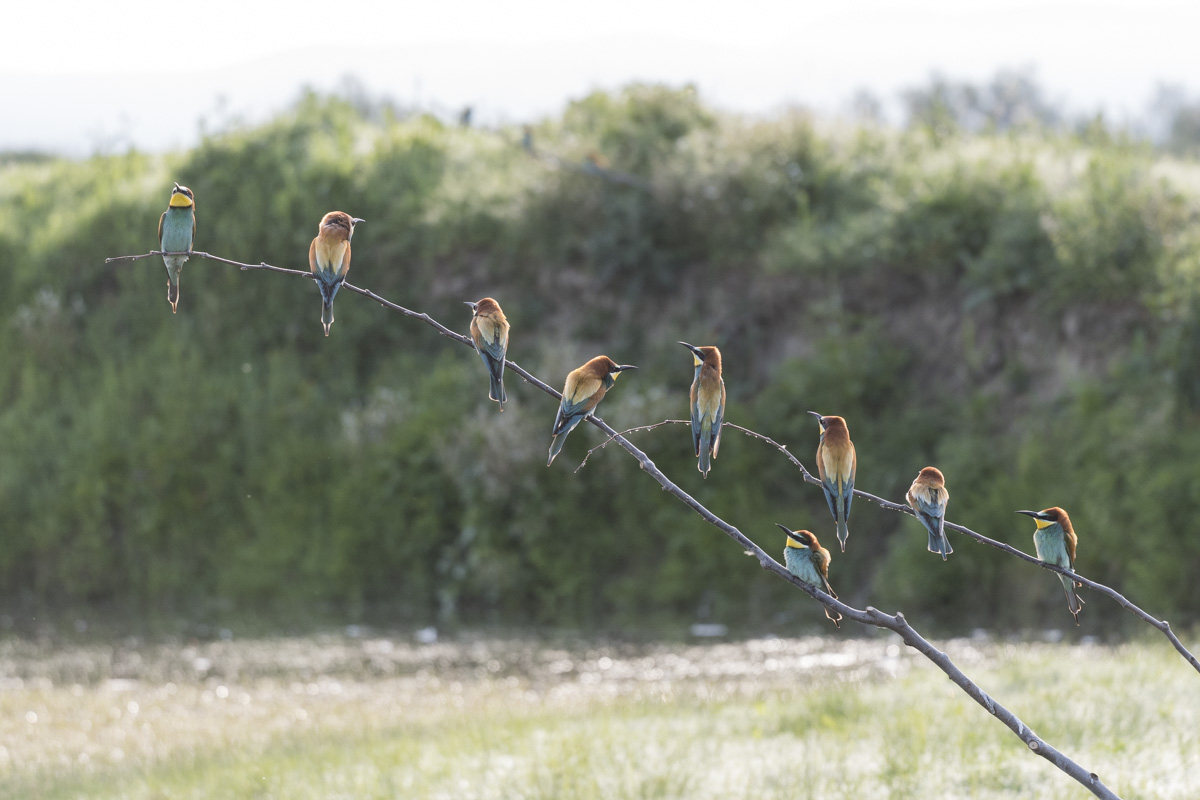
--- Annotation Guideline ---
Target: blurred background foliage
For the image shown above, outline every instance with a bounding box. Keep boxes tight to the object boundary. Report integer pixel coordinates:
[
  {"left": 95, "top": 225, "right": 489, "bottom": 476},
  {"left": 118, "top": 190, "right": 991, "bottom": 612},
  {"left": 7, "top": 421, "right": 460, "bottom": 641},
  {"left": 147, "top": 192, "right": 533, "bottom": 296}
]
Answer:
[{"left": 3, "top": 79, "right": 1200, "bottom": 637}]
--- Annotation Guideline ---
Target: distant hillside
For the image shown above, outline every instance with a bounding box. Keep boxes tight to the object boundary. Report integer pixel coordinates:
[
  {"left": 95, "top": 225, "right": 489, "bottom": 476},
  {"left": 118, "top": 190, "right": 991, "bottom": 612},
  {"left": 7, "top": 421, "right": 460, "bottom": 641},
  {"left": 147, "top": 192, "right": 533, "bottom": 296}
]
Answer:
[{"left": 2, "top": 85, "right": 1198, "bottom": 634}]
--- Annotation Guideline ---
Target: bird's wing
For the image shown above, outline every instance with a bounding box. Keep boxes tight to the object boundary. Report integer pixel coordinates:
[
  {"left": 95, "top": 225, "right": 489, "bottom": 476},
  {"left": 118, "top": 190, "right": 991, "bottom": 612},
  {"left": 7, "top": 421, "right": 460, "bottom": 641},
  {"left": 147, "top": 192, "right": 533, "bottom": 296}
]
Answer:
[
  {"left": 911, "top": 487, "right": 946, "bottom": 520},
  {"left": 562, "top": 375, "right": 602, "bottom": 413},
  {"left": 710, "top": 382, "right": 725, "bottom": 457},
  {"left": 191, "top": 212, "right": 196, "bottom": 241},
  {"left": 477, "top": 317, "right": 507, "bottom": 362},
  {"left": 338, "top": 241, "right": 352, "bottom": 280},
  {"left": 158, "top": 211, "right": 165, "bottom": 243},
  {"left": 308, "top": 237, "right": 319, "bottom": 274},
  {"left": 689, "top": 391, "right": 702, "bottom": 456}
]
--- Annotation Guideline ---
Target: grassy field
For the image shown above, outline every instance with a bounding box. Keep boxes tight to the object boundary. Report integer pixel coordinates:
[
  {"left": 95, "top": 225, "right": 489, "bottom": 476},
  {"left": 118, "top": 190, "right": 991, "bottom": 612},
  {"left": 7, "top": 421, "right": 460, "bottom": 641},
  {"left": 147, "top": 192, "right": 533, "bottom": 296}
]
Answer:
[{"left": 0, "top": 630, "right": 1196, "bottom": 799}]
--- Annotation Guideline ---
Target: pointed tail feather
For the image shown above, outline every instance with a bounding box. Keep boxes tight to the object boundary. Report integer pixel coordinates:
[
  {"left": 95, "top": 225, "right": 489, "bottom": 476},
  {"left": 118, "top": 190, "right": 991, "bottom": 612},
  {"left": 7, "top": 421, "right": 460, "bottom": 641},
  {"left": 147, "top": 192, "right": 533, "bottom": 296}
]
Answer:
[
  {"left": 697, "top": 427, "right": 712, "bottom": 477},
  {"left": 927, "top": 519, "right": 953, "bottom": 561},
  {"left": 322, "top": 300, "right": 334, "bottom": 337},
  {"left": 167, "top": 277, "right": 180, "bottom": 314},
  {"left": 1060, "top": 574, "right": 1084, "bottom": 625},
  {"left": 836, "top": 500, "right": 849, "bottom": 552},
  {"left": 489, "top": 368, "right": 506, "bottom": 409},
  {"left": 547, "top": 434, "right": 566, "bottom": 465}
]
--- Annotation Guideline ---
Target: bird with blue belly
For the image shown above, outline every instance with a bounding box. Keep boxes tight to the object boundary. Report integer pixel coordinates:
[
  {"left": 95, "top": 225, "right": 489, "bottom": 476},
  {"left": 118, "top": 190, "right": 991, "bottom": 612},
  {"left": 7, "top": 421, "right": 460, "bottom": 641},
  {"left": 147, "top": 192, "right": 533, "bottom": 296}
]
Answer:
[
  {"left": 777, "top": 525, "right": 842, "bottom": 628},
  {"left": 158, "top": 182, "right": 195, "bottom": 313},
  {"left": 1016, "top": 507, "right": 1084, "bottom": 625}
]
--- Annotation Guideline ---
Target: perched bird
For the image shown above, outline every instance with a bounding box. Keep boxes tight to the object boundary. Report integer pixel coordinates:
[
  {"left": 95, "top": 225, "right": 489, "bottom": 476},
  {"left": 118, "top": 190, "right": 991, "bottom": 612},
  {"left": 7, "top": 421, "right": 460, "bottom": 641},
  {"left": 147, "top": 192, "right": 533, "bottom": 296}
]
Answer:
[
  {"left": 158, "top": 182, "right": 196, "bottom": 313},
  {"left": 1016, "top": 507, "right": 1085, "bottom": 625},
  {"left": 776, "top": 525, "right": 842, "bottom": 628},
  {"left": 308, "top": 211, "right": 364, "bottom": 337},
  {"left": 906, "top": 466, "right": 953, "bottom": 560},
  {"left": 679, "top": 342, "right": 725, "bottom": 478},
  {"left": 465, "top": 297, "right": 509, "bottom": 409},
  {"left": 547, "top": 356, "right": 637, "bottom": 466},
  {"left": 809, "top": 412, "right": 857, "bottom": 552}
]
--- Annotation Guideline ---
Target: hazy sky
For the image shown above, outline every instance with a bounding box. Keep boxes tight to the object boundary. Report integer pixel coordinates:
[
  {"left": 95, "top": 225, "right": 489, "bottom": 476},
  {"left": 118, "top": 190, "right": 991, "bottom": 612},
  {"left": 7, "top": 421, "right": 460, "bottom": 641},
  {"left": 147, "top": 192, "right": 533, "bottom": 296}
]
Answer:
[{"left": 5, "top": 0, "right": 1198, "bottom": 155}]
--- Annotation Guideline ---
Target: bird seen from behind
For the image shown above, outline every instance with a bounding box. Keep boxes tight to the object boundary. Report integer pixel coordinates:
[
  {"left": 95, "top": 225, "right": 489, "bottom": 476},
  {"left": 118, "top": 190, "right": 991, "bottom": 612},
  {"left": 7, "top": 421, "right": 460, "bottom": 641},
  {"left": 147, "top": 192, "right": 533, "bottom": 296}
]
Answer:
[
  {"left": 680, "top": 342, "right": 725, "bottom": 478},
  {"left": 1016, "top": 507, "right": 1084, "bottom": 625},
  {"left": 810, "top": 412, "right": 857, "bottom": 553},
  {"left": 906, "top": 466, "right": 952, "bottom": 560},
  {"left": 309, "top": 211, "right": 363, "bottom": 337}
]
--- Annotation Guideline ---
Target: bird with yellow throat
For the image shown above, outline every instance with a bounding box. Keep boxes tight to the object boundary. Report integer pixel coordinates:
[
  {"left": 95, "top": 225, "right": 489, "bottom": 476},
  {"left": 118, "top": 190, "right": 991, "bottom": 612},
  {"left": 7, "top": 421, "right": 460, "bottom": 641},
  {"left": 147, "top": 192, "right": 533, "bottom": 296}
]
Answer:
[
  {"left": 776, "top": 525, "right": 842, "bottom": 628},
  {"left": 1016, "top": 507, "right": 1084, "bottom": 625},
  {"left": 309, "top": 211, "right": 364, "bottom": 337},
  {"left": 158, "top": 182, "right": 195, "bottom": 313}
]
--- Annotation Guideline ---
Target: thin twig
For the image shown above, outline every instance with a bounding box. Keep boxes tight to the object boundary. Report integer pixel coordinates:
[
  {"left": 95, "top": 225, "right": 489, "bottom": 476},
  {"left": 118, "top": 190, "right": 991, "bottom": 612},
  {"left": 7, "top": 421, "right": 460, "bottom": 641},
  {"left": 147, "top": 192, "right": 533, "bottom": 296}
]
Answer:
[
  {"left": 575, "top": 419, "right": 689, "bottom": 473},
  {"left": 103, "top": 250, "right": 1126, "bottom": 799}
]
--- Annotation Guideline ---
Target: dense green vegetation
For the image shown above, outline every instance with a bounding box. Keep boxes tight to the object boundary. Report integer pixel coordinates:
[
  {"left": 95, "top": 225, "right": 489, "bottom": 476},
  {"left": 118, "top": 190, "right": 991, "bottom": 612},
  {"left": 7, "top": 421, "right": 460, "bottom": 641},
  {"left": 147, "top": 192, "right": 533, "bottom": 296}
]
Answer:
[{"left": 2, "top": 85, "right": 1200, "bottom": 633}]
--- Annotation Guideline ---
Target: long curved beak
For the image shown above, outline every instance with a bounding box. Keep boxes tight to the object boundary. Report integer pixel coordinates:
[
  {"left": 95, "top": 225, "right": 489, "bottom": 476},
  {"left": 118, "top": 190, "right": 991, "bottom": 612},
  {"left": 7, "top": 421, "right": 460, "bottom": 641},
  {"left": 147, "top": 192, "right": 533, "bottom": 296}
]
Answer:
[
  {"left": 807, "top": 411, "right": 823, "bottom": 421},
  {"left": 775, "top": 523, "right": 795, "bottom": 536},
  {"left": 1014, "top": 510, "right": 1041, "bottom": 518},
  {"left": 351, "top": 218, "right": 365, "bottom": 225},
  {"left": 463, "top": 301, "right": 477, "bottom": 311},
  {"left": 173, "top": 181, "right": 181, "bottom": 191},
  {"left": 615, "top": 365, "right": 638, "bottom": 372},
  {"left": 678, "top": 341, "right": 703, "bottom": 358}
]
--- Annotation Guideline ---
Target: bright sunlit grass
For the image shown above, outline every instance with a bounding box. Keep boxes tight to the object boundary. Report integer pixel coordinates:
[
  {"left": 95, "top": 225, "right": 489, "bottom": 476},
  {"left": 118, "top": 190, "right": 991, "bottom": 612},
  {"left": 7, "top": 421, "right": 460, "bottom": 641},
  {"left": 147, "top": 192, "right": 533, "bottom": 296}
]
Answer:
[{"left": 0, "top": 633, "right": 1196, "bottom": 799}]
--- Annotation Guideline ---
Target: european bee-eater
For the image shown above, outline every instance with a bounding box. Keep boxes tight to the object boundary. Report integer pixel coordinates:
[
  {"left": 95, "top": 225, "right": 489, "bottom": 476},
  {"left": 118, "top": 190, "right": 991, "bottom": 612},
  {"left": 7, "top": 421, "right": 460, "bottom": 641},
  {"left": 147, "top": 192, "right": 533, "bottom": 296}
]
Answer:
[
  {"left": 777, "top": 525, "right": 842, "bottom": 628},
  {"left": 158, "top": 182, "right": 195, "bottom": 313},
  {"left": 547, "top": 356, "right": 637, "bottom": 466},
  {"left": 679, "top": 342, "right": 725, "bottom": 478},
  {"left": 1016, "top": 508, "right": 1084, "bottom": 625},
  {"left": 466, "top": 297, "right": 509, "bottom": 410},
  {"left": 809, "top": 412, "right": 856, "bottom": 553},
  {"left": 906, "top": 466, "right": 952, "bottom": 560},
  {"left": 309, "top": 211, "right": 364, "bottom": 337}
]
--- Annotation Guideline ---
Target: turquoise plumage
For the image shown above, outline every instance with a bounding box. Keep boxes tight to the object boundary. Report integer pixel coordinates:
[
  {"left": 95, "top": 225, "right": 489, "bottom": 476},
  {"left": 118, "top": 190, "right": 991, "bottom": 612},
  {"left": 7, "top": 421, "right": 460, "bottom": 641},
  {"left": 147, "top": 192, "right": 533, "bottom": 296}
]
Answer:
[
  {"left": 158, "top": 183, "right": 196, "bottom": 313},
  {"left": 778, "top": 525, "right": 842, "bottom": 627},
  {"left": 1017, "top": 507, "right": 1085, "bottom": 625}
]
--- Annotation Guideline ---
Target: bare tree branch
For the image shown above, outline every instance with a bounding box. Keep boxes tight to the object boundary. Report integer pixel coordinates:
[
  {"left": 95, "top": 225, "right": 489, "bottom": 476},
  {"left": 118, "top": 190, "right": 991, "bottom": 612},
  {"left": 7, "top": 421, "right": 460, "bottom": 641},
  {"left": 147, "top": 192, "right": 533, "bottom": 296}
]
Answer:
[
  {"left": 593, "top": 416, "right": 1200, "bottom": 677},
  {"left": 102, "top": 250, "right": 1126, "bottom": 799}
]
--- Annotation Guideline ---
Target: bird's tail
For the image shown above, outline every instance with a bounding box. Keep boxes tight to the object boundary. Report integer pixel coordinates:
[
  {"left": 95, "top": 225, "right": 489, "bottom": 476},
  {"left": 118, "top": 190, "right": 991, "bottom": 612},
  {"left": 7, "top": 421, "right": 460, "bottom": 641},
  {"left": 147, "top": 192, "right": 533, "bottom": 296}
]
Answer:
[
  {"left": 321, "top": 299, "right": 335, "bottom": 337},
  {"left": 489, "top": 365, "right": 507, "bottom": 409},
  {"left": 1060, "top": 574, "right": 1084, "bottom": 625},
  {"left": 547, "top": 433, "right": 566, "bottom": 466},
  {"left": 836, "top": 498, "right": 849, "bottom": 553},
  {"left": 928, "top": 520, "right": 953, "bottom": 561},
  {"left": 697, "top": 426, "right": 712, "bottom": 477},
  {"left": 166, "top": 273, "right": 180, "bottom": 314}
]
